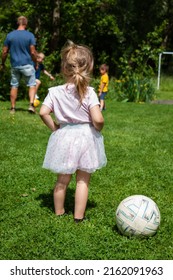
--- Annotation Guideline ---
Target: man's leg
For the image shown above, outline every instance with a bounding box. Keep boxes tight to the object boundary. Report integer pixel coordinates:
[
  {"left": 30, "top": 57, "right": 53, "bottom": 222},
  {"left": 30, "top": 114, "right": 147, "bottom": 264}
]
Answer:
[
  {"left": 29, "top": 86, "right": 36, "bottom": 104},
  {"left": 10, "top": 87, "right": 18, "bottom": 111}
]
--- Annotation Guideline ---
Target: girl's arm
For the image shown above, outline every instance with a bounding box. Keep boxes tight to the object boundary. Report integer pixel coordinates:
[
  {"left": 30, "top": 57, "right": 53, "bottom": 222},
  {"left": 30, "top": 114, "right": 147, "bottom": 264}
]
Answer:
[
  {"left": 90, "top": 105, "right": 104, "bottom": 131},
  {"left": 39, "top": 104, "right": 59, "bottom": 131}
]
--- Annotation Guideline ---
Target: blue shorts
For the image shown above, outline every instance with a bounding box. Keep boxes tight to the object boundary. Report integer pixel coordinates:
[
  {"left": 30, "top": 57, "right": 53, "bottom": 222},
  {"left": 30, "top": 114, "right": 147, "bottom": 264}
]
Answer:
[
  {"left": 99, "top": 92, "right": 107, "bottom": 100},
  {"left": 11, "top": 65, "right": 36, "bottom": 88}
]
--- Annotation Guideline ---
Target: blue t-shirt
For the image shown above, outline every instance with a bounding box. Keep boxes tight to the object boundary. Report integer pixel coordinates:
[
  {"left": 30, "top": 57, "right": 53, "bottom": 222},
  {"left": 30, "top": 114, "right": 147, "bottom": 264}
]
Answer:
[
  {"left": 4, "top": 30, "right": 36, "bottom": 67},
  {"left": 35, "top": 63, "right": 45, "bottom": 79}
]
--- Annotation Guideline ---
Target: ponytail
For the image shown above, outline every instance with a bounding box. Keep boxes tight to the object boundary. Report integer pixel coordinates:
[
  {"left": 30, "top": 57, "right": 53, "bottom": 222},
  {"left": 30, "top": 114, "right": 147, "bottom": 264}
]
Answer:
[{"left": 61, "top": 41, "right": 94, "bottom": 102}]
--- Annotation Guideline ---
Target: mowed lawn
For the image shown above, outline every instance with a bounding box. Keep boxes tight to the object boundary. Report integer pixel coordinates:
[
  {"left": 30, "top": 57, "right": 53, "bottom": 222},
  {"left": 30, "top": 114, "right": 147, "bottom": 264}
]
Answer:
[{"left": 0, "top": 98, "right": 173, "bottom": 260}]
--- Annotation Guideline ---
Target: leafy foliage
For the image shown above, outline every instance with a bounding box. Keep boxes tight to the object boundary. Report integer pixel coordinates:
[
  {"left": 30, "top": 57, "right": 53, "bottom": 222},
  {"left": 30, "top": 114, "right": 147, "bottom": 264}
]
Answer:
[
  {"left": 0, "top": 0, "right": 171, "bottom": 75},
  {"left": 0, "top": 0, "right": 173, "bottom": 102},
  {"left": 114, "top": 76, "right": 155, "bottom": 103}
]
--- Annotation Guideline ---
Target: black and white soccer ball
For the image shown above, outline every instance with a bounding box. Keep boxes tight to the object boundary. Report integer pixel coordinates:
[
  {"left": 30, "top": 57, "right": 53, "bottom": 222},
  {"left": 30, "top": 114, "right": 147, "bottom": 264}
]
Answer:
[{"left": 116, "top": 195, "right": 161, "bottom": 237}]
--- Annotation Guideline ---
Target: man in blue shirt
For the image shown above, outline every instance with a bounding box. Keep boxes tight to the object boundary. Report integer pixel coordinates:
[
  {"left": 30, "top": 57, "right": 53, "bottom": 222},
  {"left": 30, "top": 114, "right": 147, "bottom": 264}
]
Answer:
[{"left": 1, "top": 16, "right": 37, "bottom": 113}]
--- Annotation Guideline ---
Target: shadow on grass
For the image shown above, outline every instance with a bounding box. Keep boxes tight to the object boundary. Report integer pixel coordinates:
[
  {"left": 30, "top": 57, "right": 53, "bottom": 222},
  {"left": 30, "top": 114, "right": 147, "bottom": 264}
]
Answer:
[
  {"left": 7, "top": 107, "right": 29, "bottom": 112},
  {"left": 112, "top": 224, "right": 121, "bottom": 234},
  {"left": 36, "top": 187, "right": 97, "bottom": 215}
]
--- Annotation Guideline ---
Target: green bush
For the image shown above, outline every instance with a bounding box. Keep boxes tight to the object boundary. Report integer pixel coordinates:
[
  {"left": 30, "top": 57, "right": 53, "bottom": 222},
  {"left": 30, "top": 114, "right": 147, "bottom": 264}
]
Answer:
[
  {"left": 0, "top": 67, "right": 11, "bottom": 101},
  {"left": 0, "top": 65, "right": 156, "bottom": 104},
  {"left": 114, "top": 75, "right": 156, "bottom": 103}
]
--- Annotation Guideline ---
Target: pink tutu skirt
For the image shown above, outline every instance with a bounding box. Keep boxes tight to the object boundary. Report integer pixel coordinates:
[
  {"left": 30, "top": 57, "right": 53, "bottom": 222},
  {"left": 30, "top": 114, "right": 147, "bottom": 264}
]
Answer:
[{"left": 43, "top": 123, "right": 107, "bottom": 174}]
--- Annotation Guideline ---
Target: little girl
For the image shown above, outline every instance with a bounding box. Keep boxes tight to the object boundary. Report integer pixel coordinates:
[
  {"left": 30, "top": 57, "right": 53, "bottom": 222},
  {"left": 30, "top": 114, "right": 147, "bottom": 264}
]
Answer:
[{"left": 40, "top": 41, "right": 107, "bottom": 223}]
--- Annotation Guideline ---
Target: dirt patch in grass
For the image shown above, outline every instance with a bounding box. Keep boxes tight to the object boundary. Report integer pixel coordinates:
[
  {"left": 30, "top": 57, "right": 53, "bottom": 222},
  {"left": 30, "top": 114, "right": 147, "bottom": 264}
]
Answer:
[{"left": 151, "top": 100, "right": 173, "bottom": 105}]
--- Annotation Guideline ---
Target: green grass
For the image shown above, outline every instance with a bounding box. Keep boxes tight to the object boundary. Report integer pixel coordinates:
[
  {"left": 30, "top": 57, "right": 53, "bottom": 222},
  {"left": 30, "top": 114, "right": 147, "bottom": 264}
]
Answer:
[
  {"left": 155, "top": 75, "right": 173, "bottom": 99},
  {"left": 0, "top": 98, "right": 173, "bottom": 260}
]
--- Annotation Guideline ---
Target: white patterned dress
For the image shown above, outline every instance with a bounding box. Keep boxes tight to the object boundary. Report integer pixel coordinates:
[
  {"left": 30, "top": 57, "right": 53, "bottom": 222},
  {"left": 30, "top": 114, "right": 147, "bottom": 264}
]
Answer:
[{"left": 42, "top": 84, "right": 107, "bottom": 174}]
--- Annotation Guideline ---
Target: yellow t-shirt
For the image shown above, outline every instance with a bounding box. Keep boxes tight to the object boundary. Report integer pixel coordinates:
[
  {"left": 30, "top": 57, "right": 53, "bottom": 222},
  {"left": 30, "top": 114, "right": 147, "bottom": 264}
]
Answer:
[{"left": 99, "top": 73, "right": 109, "bottom": 92}]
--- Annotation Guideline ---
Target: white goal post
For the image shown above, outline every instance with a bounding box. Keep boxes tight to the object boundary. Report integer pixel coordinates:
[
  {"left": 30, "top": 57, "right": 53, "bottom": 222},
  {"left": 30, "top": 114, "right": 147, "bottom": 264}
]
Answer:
[{"left": 157, "top": 51, "right": 173, "bottom": 90}]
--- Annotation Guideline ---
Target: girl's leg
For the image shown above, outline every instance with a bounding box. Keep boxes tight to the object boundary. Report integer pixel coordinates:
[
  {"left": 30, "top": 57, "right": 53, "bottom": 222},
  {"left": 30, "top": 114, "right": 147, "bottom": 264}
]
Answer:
[
  {"left": 74, "top": 170, "right": 91, "bottom": 220},
  {"left": 54, "top": 174, "right": 71, "bottom": 215}
]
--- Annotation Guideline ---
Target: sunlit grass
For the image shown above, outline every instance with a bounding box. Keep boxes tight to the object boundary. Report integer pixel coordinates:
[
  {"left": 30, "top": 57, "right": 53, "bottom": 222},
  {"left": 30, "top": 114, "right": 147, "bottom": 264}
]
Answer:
[
  {"left": 155, "top": 75, "right": 173, "bottom": 99},
  {"left": 0, "top": 99, "right": 173, "bottom": 260}
]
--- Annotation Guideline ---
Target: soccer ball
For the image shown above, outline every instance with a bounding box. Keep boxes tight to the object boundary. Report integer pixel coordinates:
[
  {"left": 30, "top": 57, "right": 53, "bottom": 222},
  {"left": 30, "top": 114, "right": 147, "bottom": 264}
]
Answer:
[
  {"left": 115, "top": 195, "right": 161, "bottom": 237},
  {"left": 34, "top": 99, "right": 40, "bottom": 107}
]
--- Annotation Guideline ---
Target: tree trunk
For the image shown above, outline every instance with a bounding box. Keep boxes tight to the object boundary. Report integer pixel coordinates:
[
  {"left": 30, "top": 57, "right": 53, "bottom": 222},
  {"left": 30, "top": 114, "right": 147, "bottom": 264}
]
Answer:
[{"left": 50, "top": 0, "right": 61, "bottom": 51}]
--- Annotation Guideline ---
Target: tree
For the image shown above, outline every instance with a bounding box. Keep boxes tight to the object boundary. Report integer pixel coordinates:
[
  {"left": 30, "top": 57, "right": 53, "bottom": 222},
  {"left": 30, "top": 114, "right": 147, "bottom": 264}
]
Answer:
[
  {"left": 50, "top": 0, "right": 61, "bottom": 51},
  {"left": 0, "top": 0, "right": 173, "bottom": 76}
]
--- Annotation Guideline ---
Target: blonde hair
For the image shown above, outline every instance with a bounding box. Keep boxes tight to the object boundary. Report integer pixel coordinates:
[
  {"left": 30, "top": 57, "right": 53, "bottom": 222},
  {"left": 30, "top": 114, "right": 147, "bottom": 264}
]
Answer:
[
  {"left": 100, "top": 64, "right": 109, "bottom": 72},
  {"left": 61, "top": 40, "right": 94, "bottom": 102},
  {"left": 37, "top": 53, "right": 45, "bottom": 59},
  {"left": 17, "top": 16, "right": 28, "bottom": 26}
]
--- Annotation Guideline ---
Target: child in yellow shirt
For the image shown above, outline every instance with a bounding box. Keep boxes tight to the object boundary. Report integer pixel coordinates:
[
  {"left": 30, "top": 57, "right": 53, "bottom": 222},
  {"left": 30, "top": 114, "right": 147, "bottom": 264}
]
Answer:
[{"left": 98, "top": 64, "right": 109, "bottom": 111}]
